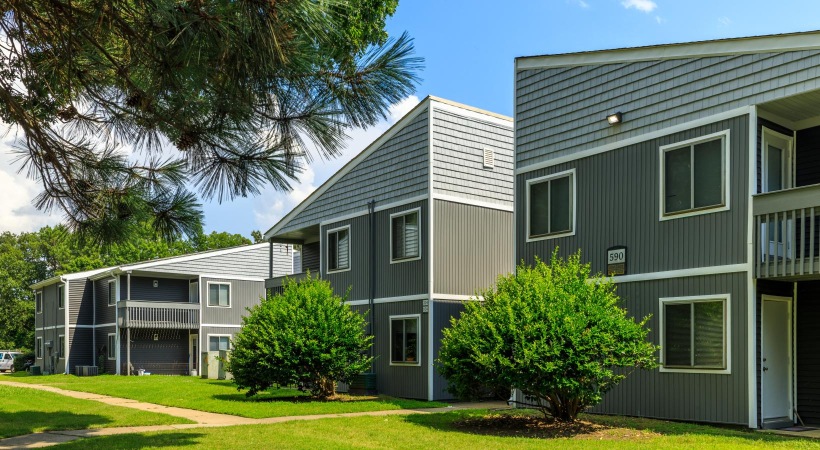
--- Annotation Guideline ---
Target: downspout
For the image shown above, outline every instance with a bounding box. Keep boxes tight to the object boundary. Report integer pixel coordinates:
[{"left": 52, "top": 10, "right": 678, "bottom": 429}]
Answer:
[
  {"left": 368, "top": 199, "right": 376, "bottom": 373},
  {"left": 268, "top": 238, "right": 274, "bottom": 297},
  {"left": 64, "top": 278, "right": 70, "bottom": 375}
]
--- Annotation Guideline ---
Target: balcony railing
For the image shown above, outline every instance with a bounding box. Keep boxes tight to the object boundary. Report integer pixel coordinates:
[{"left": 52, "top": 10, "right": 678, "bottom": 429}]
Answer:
[
  {"left": 754, "top": 183, "right": 820, "bottom": 278},
  {"left": 117, "top": 301, "right": 199, "bottom": 329},
  {"left": 265, "top": 272, "right": 309, "bottom": 294}
]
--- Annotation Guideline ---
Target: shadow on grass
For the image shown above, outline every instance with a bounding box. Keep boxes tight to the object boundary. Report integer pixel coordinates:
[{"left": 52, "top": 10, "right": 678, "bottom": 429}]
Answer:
[
  {"left": 0, "top": 411, "right": 113, "bottom": 439},
  {"left": 55, "top": 432, "right": 206, "bottom": 449}
]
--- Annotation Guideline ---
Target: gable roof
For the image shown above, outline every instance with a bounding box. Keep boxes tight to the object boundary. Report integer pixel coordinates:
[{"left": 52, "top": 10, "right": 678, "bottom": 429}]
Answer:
[
  {"left": 517, "top": 30, "right": 820, "bottom": 70},
  {"left": 263, "top": 95, "right": 512, "bottom": 239}
]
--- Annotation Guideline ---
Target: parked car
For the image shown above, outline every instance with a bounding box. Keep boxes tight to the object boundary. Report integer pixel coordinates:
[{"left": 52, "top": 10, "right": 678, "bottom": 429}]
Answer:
[{"left": 0, "top": 351, "right": 22, "bottom": 373}]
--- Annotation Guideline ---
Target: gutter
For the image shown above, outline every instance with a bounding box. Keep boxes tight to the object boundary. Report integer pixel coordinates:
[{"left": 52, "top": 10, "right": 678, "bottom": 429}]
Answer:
[{"left": 368, "top": 199, "right": 376, "bottom": 373}]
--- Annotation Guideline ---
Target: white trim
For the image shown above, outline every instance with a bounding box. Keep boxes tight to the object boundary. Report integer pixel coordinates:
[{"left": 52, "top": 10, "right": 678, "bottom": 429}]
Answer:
[
  {"left": 325, "top": 225, "right": 351, "bottom": 274},
  {"left": 107, "top": 280, "right": 116, "bottom": 306},
  {"left": 316, "top": 195, "right": 429, "bottom": 228},
  {"left": 432, "top": 294, "right": 484, "bottom": 301},
  {"left": 658, "top": 294, "right": 731, "bottom": 375},
  {"left": 427, "top": 103, "right": 436, "bottom": 401},
  {"left": 35, "top": 326, "right": 61, "bottom": 331},
  {"left": 197, "top": 274, "right": 265, "bottom": 283},
  {"left": 760, "top": 294, "right": 794, "bottom": 422},
  {"left": 35, "top": 291, "right": 42, "bottom": 314},
  {"left": 431, "top": 194, "right": 514, "bottom": 212},
  {"left": 118, "top": 243, "right": 269, "bottom": 272},
  {"left": 57, "top": 334, "right": 65, "bottom": 360},
  {"left": 63, "top": 280, "right": 69, "bottom": 374},
  {"left": 389, "top": 208, "right": 422, "bottom": 264},
  {"left": 197, "top": 274, "right": 202, "bottom": 375},
  {"left": 57, "top": 284, "right": 65, "bottom": 310},
  {"left": 516, "top": 106, "right": 753, "bottom": 175},
  {"left": 516, "top": 31, "right": 820, "bottom": 70},
  {"left": 206, "top": 334, "right": 233, "bottom": 351},
  {"left": 68, "top": 323, "right": 116, "bottom": 329},
  {"left": 345, "top": 294, "right": 429, "bottom": 306},
  {"left": 107, "top": 333, "right": 117, "bottom": 360},
  {"left": 389, "top": 314, "right": 422, "bottom": 367},
  {"left": 36, "top": 337, "right": 43, "bottom": 359},
  {"left": 433, "top": 100, "right": 512, "bottom": 128},
  {"left": 201, "top": 324, "right": 242, "bottom": 328},
  {"left": 205, "top": 281, "right": 232, "bottom": 308},
  {"left": 525, "top": 169, "right": 577, "bottom": 242},
  {"left": 760, "top": 127, "right": 794, "bottom": 193},
  {"left": 610, "top": 264, "right": 748, "bottom": 284},
  {"left": 747, "top": 107, "right": 759, "bottom": 429}
]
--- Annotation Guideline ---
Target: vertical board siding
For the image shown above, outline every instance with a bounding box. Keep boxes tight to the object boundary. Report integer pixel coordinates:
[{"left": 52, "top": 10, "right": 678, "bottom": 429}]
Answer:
[
  {"left": 95, "top": 325, "right": 117, "bottom": 374},
  {"left": 68, "top": 328, "right": 94, "bottom": 372},
  {"left": 69, "top": 280, "right": 93, "bottom": 325},
  {"left": 590, "top": 273, "right": 749, "bottom": 425},
  {"left": 516, "top": 50, "right": 820, "bottom": 168},
  {"left": 434, "top": 200, "right": 514, "bottom": 295},
  {"left": 323, "top": 200, "right": 429, "bottom": 301},
  {"left": 431, "top": 109, "right": 514, "bottom": 205},
  {"left": 517, "top": 116, "right": 749, "bottom": 275},
  {"left": 301, "top": 242, "right": 320, "bottom": 273},
  {"left": 352, "top": 301, "right": 429, "bottom": 400},
  {"left": 144, "top": 245, "right": 271, "bottom": 279},
  {"left": 270, "top": 244, "right": 294, "bottom": 277},
  {"left": 797, "top": 281, "right": 820, "bottom": 424},
  {"left": 200, "top": 326, "right": 241, "bottom": 353},
  {"left": 200, "top": 278, "right": 265, "bottom": 325},
  {"left": 122, "top": 328, "right": 190, "bottom": 375},
  {"left": 431, "top": 300, "right": 467, "bottom": 400},
  {"left": 127, "top": 276, "right": 190, "bottom": 302},
  {"left": 280, "top": 109, "right": 430, "bottom": 234},
  {"left": 94, "top": 277, "right": 118, "bottom": 325}
]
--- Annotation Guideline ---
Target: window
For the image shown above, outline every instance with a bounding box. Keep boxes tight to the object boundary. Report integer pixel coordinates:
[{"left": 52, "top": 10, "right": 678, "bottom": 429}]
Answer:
[
  {"left": 108, "top": 280, "right": 116, "bottom": 306},
  {"left": 390, "top": 315, "right": 420, "bottom": 365},
  {"left": 208, "top": 282, "right": 231, "bottom": 307},
  {"left": 527, "top": 170, "right": 575, "bottom": 240},
  {"left": 36, "top": 337, "right": 42, "bottom": 359},
  {"left": 58, "top": 284, "right": 65, "bottom": 309},
  {"left": 661, "top": 132, "right": 728, "bottom": 218},
  {"left": 209, "top": 336, "right": 231, "bottom": 351},
  {"left": 107, "top": 333, "right": 116, "bottom": 360},
  {"left": 58, "top": 335, "right": 65, "bottom": 359},
  {"left": 35, "top": 292, "right": 42, "bottom": 314},
  {"left": 327, "top": 226, "right": 350, "bottom": 272},
  {"left": 391, "top": 210, "right": 421, "bottom": 262},
  {"left": 660, "top": 296, "right": 729, "bottom": 372}
]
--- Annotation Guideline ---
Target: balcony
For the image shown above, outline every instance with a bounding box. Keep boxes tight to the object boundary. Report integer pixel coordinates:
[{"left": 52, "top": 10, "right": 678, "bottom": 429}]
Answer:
[
  {"left": 117, "top": 301, "right": 200, "bottom": 329},
  {"left": 754, "top": 183, "right": 820, "bottom": 279},
  {"left": 265, "top": 272, "right": 309, "bottom": 294}
]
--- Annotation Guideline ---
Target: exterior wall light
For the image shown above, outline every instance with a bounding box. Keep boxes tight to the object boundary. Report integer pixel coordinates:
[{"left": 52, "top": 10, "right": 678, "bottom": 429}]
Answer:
[{"left": 606, "top": 112, "right": 623, "bottom": 125}]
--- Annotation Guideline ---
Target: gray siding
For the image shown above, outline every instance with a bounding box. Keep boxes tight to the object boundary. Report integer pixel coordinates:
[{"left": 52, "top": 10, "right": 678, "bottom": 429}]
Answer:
[
  {"left": 120, "top": 328, "right": 190, "bottom": 375},
  {"left": 434, "top": 200, "right": 513, "bottom": 295},
  {"left": 69, "top": 280, "right": 94, "bottom": 325},
  {"left": 590, "top": 272, "right": 749, "bottom": 426},
  {"left": 322, "top": 200, "right": 429, "bottom": 301},
  {"left": 68, "top": 327, "right": 94, "bottom": 372},
  {"left": 200, "top": 278, "right": 265, "bottom": 325},
  {"left": 270, "top": 244, "right": 293, "bottom": 277},
  {"left": 127, "top": 276, "right": 190, "bottom": 302},
  {"left": 38, "top": 283, "right": 64, "bottom": 327},
  {"left": 516, "top": 49, "right": 820, "bottom": 168},
  {"left": 431, "top": 300, "right": 467, "bottom": 400},
  {"left": 352, "top": 300, "right": 429, "bottom": 400},
  {"left": 200, "top": 326, "right": 241, "bottom": 356},
  {"left": 34, "top": 326, "right": 65, "bottom": 374},
  {"left": 94, "top": 277, "right": 118, "bottom": 325},
  {"left": 301, "top": 242, "right": 320, "bottom": 273},
  {"left": 145, "top": 245, "right": 269, "bottom": 279},
  {"left": 431, "top": 108, "right": 514, "bottom": 205},
  {"left": 96, "top": 326, "right": 117, "bottom": 374},
  {"left": 517, "top": 116, "right": 749, "bottom": 275},
  {"left": 280, "top": 108, "right": 430, "bottom": 234}
]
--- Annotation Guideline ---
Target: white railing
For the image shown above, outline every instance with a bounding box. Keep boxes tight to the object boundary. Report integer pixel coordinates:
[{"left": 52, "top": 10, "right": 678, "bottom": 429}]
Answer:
[{"left": 117, "top": 301, "right": 199, "bottom": 329}]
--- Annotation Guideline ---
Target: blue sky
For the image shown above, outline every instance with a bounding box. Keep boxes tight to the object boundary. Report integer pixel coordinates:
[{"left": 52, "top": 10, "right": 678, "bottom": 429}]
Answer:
[{"left": 3, "top": 0, "right": 820, "bottom": 236}]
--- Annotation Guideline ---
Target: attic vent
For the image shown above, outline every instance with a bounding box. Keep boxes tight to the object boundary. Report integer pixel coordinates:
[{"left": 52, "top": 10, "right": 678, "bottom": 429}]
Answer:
[{"left": 483, "top": 148, "right": 495, "bottom": 169}]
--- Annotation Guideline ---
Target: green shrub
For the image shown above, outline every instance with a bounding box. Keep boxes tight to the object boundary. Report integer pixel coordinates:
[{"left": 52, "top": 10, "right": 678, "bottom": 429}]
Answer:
[
  {"left": 12, "top": 352, "right": 34, "bottom": 372},
  {"left": 229, "top": 274, "right": 372, "bottom": 398},
  {"left": 437, "top": 250, "right": 658, "bottom": 422}
]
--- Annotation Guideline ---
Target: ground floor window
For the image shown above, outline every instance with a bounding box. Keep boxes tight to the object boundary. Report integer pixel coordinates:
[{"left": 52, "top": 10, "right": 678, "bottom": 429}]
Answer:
[
  {"left": 209, "top": 335, "right": 231, "bottom": 351},
  {"left": 36, "top": 337, "right": 42, "bottom": 358},
  {"left": 390, "top": 315, "right": 420, "bottom": 365},
  {"left": 107, "top": 334, "right": 116, "bottom": 360},
  {"left": 58, "top": 335, "right": 65, "bottom": 359},
  {"left": 660, "top": 295, "right": 728, "bottom": 372}
]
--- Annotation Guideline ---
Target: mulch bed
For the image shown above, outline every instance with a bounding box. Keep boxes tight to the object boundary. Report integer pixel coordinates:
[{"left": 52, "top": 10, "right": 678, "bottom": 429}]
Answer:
[{"left": 453, "top": 413, "right": 660, "bottom": 440}]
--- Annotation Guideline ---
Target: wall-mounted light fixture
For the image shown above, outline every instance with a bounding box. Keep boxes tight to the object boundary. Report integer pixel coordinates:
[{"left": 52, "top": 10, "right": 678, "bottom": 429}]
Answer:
[
  {"left": 153, "top": 333, "right": 159, "bottom": 341},
  {"left": 606, "top": 112, "right": 623, "bottom": 125},
  {"left": 153, "top": 280, "right": 159, "bottom": 288}
]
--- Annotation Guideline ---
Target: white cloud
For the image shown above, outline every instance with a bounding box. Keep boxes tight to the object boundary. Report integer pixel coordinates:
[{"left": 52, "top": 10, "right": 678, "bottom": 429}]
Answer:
[
  {"left": 718, "top": 17, "right": 732, "bottom": 26},
  {"left": 252, "top": 95, "right": 420, "bottom": 231},
  {"left": 0, "top": 143, "right": 61, "bottom": 233},
  {"left": 621, "top": 0, "right": 657, "bottom": 13}
]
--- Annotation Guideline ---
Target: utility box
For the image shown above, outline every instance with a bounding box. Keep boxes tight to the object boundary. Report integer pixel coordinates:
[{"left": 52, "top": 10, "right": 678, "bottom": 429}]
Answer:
[
  {"left": 201, "top": 351, "right": 232, "bottom": 380},
  {"left": 349, "top": 373, "right": 377, "bottom": 395}
]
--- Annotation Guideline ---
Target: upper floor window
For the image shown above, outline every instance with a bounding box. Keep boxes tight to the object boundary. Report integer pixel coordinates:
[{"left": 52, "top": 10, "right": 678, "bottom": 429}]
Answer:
[
  {"left": 35, "top": 291, "right": 42, "bottom": 314},
  {"left": 108, "top": 280, "right": 116, "bottom": 306},
  {"left": 660, "top": 295, "right": 729, "bottom": 373},
  {"left": 58, "top": 284, "right": 65, "bottom": 309},
  {"left": 391, "top": 210, "right": 421, "bottom": 262},
  {"left": 660, "top": 131, "right": 729, "bottom": 219},
  {"left": 527, "top": 169, "right": 575, "bottom": 241},
  {"left": 327, "top": 226, "right": 350, "bottom": 273},
  {"left": 208, "top": 282, "right": 231, "bottom": 308}
]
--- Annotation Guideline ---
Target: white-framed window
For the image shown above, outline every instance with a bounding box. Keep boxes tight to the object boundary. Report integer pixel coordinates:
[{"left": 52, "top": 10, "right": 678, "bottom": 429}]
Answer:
[
  {"left": 526, "top": 169, "right": 576, "bottom": 241},
  {"left": 208, "top": 335, "right": 231, "bottom": 351},
  {"left": 58, "top": 335, "right": 65, "bottom": 359},
  {"left": 390, "top": 315, "right": 420, "bottom": 366},
  {"left": 35, "top": 291, "right": 42, "bottom": 314},
  {"left": 659, "top": 295, "right": 730, "bottom": 374},
  {"left": 390, "top": 209, "right": 421, "bottom": 263},
  {"left": 58, "top": 284, "right": 65, "bottom": 309},
  {"left": 207, "top": 282, "right": 231, "bottom": 308},
  {"left": 107, "top": 333, "right": 117, "bottom": 360},
  {"left": 107, "top": 280, "right": 116, "bottom": 306},
  {"left": 36, "top": 337, "right": 43, "bottom": 359},
  {"left": 327, "top": 226, "right": 350, "bottom": 273},
  {"left": 660, "top": 130, "right": 730, "bottom": 220}
]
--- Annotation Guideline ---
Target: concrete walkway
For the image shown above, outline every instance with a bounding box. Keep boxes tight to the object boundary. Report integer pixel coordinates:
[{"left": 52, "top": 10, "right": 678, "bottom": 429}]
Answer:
[{"left": 0, "top": 380, "right": 507, "bottom": 449}]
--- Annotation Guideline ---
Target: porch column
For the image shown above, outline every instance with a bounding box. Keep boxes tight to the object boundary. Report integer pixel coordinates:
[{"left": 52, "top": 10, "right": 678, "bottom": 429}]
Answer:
[
  {"left": 126, "top": 327, "right": 131, "bottom": 376},
  {"left": 127, "top": 272, "right": 131, "bottom": 301}
]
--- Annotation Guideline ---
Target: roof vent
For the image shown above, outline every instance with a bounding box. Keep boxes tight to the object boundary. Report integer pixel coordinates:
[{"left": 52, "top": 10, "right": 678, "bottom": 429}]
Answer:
[{"left": 483, "top": 148, "right": 495, "bottom": 169}]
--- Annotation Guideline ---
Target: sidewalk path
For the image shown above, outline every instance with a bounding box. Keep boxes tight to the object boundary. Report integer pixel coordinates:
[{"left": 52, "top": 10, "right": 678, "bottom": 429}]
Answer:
[{"left": 0, "top": 380, "right": 507, "bottom": 449}]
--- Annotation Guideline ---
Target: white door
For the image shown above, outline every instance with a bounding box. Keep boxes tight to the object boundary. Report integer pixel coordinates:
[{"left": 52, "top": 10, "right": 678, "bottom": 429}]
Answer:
[
  {"left": 761, "top": 295, "right": 793, "bottom": 422},
  {"left": 761, "top": 127, "right": 795, "bottom": 259},
  {"left": 189, "top": 334, "right": 198, "bottom": 375}
]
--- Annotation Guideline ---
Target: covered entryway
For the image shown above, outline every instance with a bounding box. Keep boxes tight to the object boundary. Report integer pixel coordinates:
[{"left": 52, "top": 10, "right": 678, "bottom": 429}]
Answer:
[{"left": 761, "top": 294, "right": 793, "bottom": 428}]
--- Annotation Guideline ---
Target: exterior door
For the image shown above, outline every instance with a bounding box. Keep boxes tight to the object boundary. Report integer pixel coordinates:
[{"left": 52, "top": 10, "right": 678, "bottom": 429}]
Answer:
[
  {"left": 761, "top": 295, "right": 793, "bottom": 423},
  {"left": 189, "top": 334, "right": 198, "bottom": 375},
  {"left": 761, "top": 127, "right": 795, "bottom": 259}
]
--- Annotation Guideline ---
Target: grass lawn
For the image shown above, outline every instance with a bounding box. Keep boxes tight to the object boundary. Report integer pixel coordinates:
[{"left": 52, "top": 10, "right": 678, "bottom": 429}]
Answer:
[
  {"left": 53, "top": 409, "right": 820, "bottom": 449},
  {"left": 7, "top": 373, "right": 445, "bottom": 418},
  {"left": 0, "top": 383, "right": 192, "bottom": 439}
]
